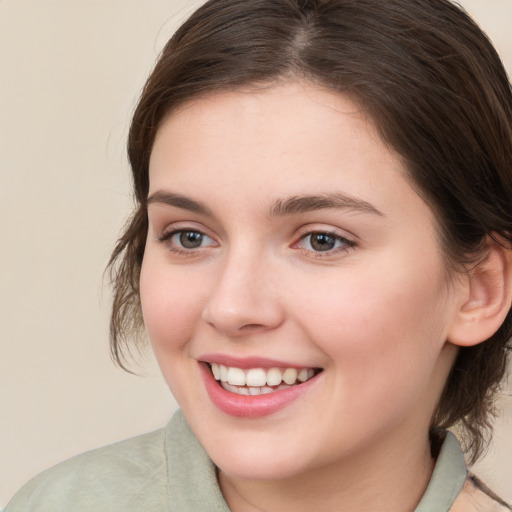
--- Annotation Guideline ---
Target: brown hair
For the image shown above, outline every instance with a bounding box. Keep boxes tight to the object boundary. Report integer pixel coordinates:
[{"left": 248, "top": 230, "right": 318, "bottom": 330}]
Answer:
[{"left": 108, "top": 0, "right": 512, "bottom": 462}]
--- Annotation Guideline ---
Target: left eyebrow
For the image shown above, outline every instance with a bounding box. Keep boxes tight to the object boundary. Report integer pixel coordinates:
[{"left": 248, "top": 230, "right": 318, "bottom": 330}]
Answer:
[{"left": 269, "top": 193, "right": 384, "bottom": 217}]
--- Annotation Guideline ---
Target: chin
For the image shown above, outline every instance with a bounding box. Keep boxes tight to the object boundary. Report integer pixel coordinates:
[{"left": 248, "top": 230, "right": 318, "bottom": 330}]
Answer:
[
  {"left": 214, "top": 451, "right": 310, "bottom": 482},
  {"left": 192, "top": 421, "right": 322, "bottom": 481}
]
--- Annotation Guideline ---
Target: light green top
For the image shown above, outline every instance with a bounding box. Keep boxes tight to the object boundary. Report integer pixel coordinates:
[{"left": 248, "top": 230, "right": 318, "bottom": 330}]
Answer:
[{"left": 5, "top": 410, "right": 467, "bottom": 512}]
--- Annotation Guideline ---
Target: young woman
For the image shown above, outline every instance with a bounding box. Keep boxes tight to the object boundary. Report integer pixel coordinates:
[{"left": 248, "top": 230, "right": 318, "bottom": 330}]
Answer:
[{"left": 6, "top": 0, "right": 512, "bottom": 510}]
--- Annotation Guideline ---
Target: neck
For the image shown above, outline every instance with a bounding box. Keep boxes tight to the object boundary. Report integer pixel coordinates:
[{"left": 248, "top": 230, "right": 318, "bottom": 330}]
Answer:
[{"left": 218, "top": 426, "right": 435, "bottom": 512}]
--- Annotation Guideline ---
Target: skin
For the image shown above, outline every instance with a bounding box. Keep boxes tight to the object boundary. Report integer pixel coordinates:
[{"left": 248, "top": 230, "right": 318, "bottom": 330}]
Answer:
[{"left": 140, "top": 81, "right": 470, "bottom": 511}]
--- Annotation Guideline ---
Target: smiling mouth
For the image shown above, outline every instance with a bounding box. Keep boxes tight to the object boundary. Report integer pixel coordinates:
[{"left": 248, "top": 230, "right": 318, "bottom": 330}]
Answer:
[{"left": 208, "top": 363, "right": 322, "bottom": 396}]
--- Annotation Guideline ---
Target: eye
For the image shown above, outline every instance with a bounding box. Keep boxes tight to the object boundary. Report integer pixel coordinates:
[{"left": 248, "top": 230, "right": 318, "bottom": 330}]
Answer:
[
  {"left": 295, "top": 231, "right": 355, "bottom": 254},
  {"left": 158, "top": 229, "right": 217, "bottom": 252},
  {"left": 176, "top": 230, "right": 206, "bottom": 249}
]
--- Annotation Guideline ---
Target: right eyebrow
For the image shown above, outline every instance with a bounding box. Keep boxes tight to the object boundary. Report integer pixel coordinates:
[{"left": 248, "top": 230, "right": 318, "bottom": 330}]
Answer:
[{"left": 146, "top": 190, "right": 213, "bottom": 216}]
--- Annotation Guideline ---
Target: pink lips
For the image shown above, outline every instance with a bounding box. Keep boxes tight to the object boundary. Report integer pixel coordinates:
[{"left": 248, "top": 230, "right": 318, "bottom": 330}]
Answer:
[{"left": 199, "top": 359, "right": 320, "bottom": 418}]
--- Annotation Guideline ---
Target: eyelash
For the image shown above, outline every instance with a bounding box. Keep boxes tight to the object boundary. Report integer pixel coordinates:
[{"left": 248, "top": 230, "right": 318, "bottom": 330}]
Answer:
[
  {"left": 156, "top": 228, "right": 216, "bottom": 256},
  {"left": 293, "top": 230, "right": 356, "bottom": 257},
  {"left": 156, "top": 228, "right": 356, "bottom": 258}
]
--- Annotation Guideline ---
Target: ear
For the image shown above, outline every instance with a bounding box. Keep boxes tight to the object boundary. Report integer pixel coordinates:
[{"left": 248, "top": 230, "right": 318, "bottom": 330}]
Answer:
[{"left": 447, "top": 238, "right": 512, "bottom": 347}]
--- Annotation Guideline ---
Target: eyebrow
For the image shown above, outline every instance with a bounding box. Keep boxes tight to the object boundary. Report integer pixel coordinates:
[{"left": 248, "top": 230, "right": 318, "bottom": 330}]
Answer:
[
  {"left": 146, "top": 190, "right": 383, "bottom": 218},
  {"left": 146, "top": 191, "right": 213, "bottom": 216},
  {"left": 269, "top": 193, "right": 384, "bottom": 217}
]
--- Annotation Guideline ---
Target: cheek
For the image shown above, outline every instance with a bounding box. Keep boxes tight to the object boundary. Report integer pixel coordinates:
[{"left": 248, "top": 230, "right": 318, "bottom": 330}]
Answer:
[
  {"left": 296, "top": 273, "right": 445, "bottom": 341},
  {"left": 139, "top": 255, "right": 207, "bottom": 353},
  {"left": 289, "top": 259, "right": 452, "bottom": 391}
]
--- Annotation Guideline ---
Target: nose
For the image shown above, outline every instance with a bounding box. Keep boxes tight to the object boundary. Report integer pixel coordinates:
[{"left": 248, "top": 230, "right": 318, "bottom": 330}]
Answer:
[{"left": 201, "top": 250, "right": 285, "bottom": 337}]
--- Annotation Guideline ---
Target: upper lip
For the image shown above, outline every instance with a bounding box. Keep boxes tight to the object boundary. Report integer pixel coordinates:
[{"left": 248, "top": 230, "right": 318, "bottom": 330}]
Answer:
[{"left": 199, "top": 354, "right": 320, "bottom": 370}]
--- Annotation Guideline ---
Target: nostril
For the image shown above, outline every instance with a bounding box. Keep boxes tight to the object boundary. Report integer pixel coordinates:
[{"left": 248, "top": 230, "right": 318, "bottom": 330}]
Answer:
[{"left": 239, "top": 323, "right": 265, "bottom": 332}]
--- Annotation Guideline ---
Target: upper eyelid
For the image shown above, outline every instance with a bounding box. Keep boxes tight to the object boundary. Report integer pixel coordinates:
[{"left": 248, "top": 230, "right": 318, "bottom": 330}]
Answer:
[
  {"left": 159, "top": 226, "right": 206, "bottom": 237},
  {"left": 158, "top": 227, "right": 215, "bottom": 243},
  {"left": 296, "top": 231, "right": 356, "bottom": 247},
  {"left": 294, "top": 223, "right": 358, "bottom": 242},
  {"left": 154, "top": 220, "right": 214, "bottom": 237},
  {"left": 147, "top": 209, "right": 223, "bottom": 239},
  {"left": 298, "top": 228, "right": 351, "bottom": 239}
]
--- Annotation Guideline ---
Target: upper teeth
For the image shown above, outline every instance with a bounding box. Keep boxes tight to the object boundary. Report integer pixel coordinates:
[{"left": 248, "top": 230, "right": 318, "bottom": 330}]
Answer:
[{"left": 210, "top": 363, "right": 315, "bottom": 387}]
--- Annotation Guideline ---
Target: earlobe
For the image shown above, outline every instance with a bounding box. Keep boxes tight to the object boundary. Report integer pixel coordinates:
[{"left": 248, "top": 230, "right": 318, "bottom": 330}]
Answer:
[{"left": 448, "top": 238, "right": 512, "bottom": 347}]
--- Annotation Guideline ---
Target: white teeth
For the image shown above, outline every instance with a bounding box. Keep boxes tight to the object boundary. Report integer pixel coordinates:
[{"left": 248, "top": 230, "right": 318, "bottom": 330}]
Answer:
[
  {"left": 210, "top": 363, "right": 318, "bottom": 392},
  {"left": 297, "top": 368, "right": 308, "bottom": 382},
  {"left": 282, "top": 368, "right": 298, "bottom": 385},
  {"left": 298, "top": 368, "right": 314, "bottom": 382},
  {"left": 220, "top": 382, "right": 291, "bottom": 396},
  {"left": 227, "top": 367, "right": 246, "bottom": 386},
  {"left": 246, "top": 368, "right": 267, "bottom": 387},
  {"left": 266, "top": 367, "right": 283, "bottom": 387},
  {"left": 222, "top": 383, "right": 238, "bottom": 393},
  {"left": 219, "top": 364, "right": 228, "bottom": 382}
]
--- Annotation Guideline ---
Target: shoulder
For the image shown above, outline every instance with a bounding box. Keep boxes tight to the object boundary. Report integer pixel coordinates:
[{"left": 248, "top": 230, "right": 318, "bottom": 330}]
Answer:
[
  {"left": 5, "top": 428, "right": 169, "bottom": 512},
  {"left": 451, "top": 473, "right": 512, "bottom": 512}
]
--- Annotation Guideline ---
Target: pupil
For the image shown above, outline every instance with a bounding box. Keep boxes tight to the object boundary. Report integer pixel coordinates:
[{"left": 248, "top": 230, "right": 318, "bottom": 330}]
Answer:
[
  {"left": 180, "top": 231, "right": 203, "bottom": 248},
  {"left": 311, "top": 233, "right": 335, "bottom": 251}
]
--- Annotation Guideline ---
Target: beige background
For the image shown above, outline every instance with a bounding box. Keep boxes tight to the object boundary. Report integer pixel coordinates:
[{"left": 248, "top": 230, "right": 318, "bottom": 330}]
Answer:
[{"left": 0, "top": 0, "right": 511, "bottom": 507}]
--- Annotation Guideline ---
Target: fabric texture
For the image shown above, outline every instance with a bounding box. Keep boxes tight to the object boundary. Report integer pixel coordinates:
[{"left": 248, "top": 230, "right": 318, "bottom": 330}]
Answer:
[{"left": 4, "top": 410, "right": 505, "bottom": 511}]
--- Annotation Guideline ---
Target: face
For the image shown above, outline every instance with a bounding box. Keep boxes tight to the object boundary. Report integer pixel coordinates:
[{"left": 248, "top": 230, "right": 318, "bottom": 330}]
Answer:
[{"left": 141, "top": 82, "right": 463, "bottom": 482}]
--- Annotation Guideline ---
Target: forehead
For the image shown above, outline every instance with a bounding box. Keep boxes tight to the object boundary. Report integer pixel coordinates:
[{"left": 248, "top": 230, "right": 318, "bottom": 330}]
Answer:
[{"left": 149, "top": 81, "right": 403, "bottom": 192}]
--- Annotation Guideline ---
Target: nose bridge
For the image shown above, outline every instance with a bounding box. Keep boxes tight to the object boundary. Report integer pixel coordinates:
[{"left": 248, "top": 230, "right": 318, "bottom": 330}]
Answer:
[{"left": 202, "top": 243, "right": 283, "bottom": 335}]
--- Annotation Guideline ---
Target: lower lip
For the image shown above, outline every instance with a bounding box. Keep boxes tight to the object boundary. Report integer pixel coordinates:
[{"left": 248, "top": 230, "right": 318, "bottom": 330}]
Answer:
[{"left": 200, "top": 363, "right": 320, "bottom": 418}]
